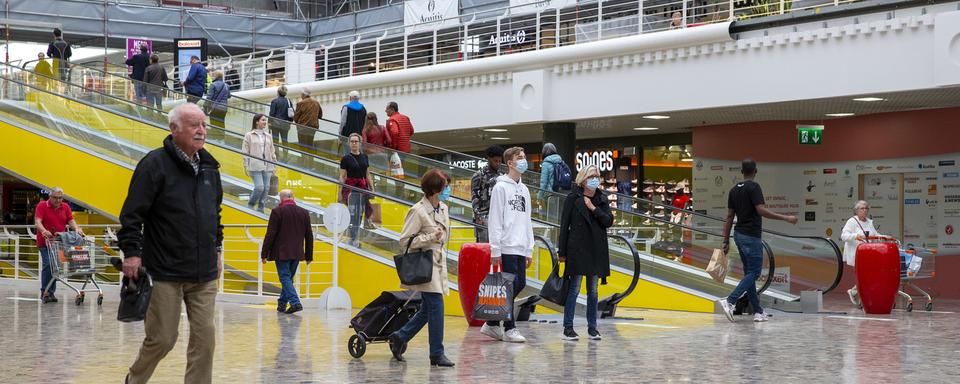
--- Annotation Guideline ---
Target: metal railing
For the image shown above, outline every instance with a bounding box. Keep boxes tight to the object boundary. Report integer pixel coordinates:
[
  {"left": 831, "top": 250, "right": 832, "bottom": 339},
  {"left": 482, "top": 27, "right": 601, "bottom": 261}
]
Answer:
[
  {"left": 0, "top": 224, "right": 335, "bottom": 300},
  {"left": 211, "top": 0, "right": 858, "bottom": 91}
]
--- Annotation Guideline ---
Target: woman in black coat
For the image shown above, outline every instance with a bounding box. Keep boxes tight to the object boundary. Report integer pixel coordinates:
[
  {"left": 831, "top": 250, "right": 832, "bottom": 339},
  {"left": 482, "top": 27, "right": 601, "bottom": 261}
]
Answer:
[
  {"left": 268, "top": 85, "right": 294, "bottom": 148},
  {"left": 557, "top": 164, "right": 613, "bottom": 341}
]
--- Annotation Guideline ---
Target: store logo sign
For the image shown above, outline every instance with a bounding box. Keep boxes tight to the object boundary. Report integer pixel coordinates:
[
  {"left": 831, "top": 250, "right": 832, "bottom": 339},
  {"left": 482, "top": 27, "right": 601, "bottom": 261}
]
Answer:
[
  {"left": 823, "top": 168, "right": 837, "bottom": 174},
  {"left": 904, "top": 199, "right": 921, "bottom": 205},
  {"left": 695, "top": 160, "right": 703, "bottom": 171},
  {"left": 710, "top": 165, "right": 723, "bottom": 171},
  {"left": 944, "top": 172, "right": 959, "bottom": 178},
  {"left": 919, "top": 163, "right": 936, "bottom": 169},
  {"left": 575, "top": 150, "right": 615, "bottom": 172},
  {"left": 939, "top": 160, "right": 956, "bottom": 167},
  {"left": 488, "top": 30, "right": 527, "bottom": 47}
]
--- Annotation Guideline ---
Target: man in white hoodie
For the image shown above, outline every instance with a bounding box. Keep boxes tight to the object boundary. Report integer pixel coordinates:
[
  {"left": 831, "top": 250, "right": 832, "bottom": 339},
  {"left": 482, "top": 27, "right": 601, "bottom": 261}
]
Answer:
[{"left": 481, "top": 147, "right": 535, "bottom": 343}]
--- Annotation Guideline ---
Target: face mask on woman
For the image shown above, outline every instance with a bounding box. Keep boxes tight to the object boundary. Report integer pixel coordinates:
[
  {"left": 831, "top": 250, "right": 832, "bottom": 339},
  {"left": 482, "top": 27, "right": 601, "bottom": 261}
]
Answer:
[
  {"left": 585, "top": 177, "right": 601, "bottom": 191},
  {"left": 439, "top": 186, "right": 451, "bottom": 201},
  {"left": 514, "top": 159, "right": 528, "bottom": 174}
]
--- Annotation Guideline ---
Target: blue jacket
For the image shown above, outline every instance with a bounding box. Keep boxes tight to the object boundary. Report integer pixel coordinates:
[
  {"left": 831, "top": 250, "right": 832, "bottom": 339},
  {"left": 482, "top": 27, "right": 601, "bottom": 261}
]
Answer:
[
  {"left": 539, "top": 154, "right": 563, "bottom": 201},
  {"left": 184, "top": 63, "right": 207, "bottom": 96}
]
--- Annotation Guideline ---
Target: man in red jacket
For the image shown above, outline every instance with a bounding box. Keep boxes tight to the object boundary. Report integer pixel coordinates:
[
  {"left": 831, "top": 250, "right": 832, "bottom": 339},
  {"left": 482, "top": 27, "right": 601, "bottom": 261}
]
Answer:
[
  {"left": 261, "top": 189, "right": 314, "bottom": 314},
  {"left": 385, "top": 101, "right": 414, "bottom": 153}
]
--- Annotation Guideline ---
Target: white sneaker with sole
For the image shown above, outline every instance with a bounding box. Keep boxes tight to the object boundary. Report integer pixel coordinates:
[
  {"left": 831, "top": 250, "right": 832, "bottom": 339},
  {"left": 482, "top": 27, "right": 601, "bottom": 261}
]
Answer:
[
  {"left": 753, "top": 313, "right": 769, "bottom": 322},
  {"left": 502, "top": 328, "right": 527, "bottom": 343},
  {"left": 847, "top": 288, "right": 861, "bottom": 306},
  {"left": 480, "top": 323, "right": 504, "bottom": 341},
  {"left": 718, "top": 299, "right": 735, "bottom": 323}
]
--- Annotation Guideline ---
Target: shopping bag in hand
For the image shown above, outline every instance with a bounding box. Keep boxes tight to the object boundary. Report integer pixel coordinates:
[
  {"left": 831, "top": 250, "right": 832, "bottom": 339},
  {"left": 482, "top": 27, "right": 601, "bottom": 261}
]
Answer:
[
  {"left": 706, "top": 248, "right": 729, "bottom": 283},
  {"left": 539, "top": 265, "right": 570, "bottom": 306},
  {"left": 473, "top": 268, "right": 515, "bottom": 322},
  {"left": 389, "top": 152, "right": 405, "bottom": 178},
  {"left": 111, "top": 257, "right": 153, "bottom": 322}
]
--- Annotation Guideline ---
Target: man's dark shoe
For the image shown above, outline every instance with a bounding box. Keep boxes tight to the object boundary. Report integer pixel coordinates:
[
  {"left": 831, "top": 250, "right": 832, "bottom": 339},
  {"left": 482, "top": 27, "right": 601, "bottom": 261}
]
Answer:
[
  {"left": 388, "top": 332, "right": 406, "bottom": 362},
  {"left": 285, "top": 303, "right": 303, "bottom": 314},
  {"left": 430, "top": 354, "right": 455, "bottom": 367},
  {"left": 277, "top": 303, "right": 287, "bottom": 313}
]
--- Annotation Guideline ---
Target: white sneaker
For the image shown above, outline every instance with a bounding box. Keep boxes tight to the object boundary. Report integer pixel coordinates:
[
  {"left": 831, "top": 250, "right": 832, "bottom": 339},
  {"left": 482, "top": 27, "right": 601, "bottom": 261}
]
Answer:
[
  {"left": 480, "top": 323, "right": 504, "bottom": 341},
  {"left": 847, "top": 288, "right": 861, "bottom": 306},
  {"left": 753, "top": 313, "right": 769, "bottom": 322},
  {"left": 718, "top": 299, "right": 735, "bottom": 323},
  {"left": 502, "top": 328, "right": 527, "bottom": 343}
]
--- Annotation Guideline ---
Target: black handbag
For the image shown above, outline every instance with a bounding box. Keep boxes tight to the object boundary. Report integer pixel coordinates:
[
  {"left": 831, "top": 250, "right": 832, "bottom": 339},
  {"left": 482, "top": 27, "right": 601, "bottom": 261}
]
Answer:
[
  {"left": 539, "top": 264, "right": 570, "bottom": 306},
  {"left": 110, "top": 257, "right": 153, "bottom": 322},
  {"left": 393, "top": 237, "right": 433, "bottom": 285}
]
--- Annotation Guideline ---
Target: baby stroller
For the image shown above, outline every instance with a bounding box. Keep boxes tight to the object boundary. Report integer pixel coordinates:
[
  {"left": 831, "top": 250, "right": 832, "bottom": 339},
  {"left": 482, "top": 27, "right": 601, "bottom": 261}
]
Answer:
[{"left": 347, "top": 290, "right": 421, "bottom": 358}]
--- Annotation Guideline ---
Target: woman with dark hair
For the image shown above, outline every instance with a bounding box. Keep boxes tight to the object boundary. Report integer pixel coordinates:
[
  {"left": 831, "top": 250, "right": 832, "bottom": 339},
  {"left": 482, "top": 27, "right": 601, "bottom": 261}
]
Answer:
[
  {"left": 339, "top": 133, "right": 374, "bottom": 244},
  {"left": 242, "top": 113, "right": 277, "bottom": 212},
  {"left": 388, "top": 169, "right": 454, "bottom": 367},
  {"left": 361, "top": 111, "right": 392, "bottom": 169}
]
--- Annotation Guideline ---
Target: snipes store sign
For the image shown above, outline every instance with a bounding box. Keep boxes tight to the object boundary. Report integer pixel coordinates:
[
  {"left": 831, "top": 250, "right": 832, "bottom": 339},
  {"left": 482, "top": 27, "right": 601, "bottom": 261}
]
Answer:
[{"left": 404, "top": 0, "right": 459, "bottom": 35}]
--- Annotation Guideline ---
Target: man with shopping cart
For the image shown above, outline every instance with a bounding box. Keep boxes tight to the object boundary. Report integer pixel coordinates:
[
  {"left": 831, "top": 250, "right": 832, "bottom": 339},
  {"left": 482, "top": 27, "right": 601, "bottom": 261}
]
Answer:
[
  {"left": 118, "top": 103, "right": 224, "bottom": 384},
  {"left": 35, "top": 187, "right": 84, "bottom": 303}
]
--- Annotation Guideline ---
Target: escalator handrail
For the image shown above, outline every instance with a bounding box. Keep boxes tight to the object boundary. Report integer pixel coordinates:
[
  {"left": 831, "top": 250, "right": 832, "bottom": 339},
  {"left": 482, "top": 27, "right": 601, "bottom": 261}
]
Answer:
[
  {"left": 56, "top": 61, "right": 534, "bottom": 189},
  {"left": 604, "top": 234, "right": 642, "bottom": 306},
  {"left": 758, "top": 239, "right": 776, "bottom": 295}
]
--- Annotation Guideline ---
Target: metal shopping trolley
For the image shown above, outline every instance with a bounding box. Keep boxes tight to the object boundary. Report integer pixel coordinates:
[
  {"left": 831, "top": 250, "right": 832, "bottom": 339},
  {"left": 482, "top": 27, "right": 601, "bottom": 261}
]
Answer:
[
  {"left": 42, "top": 232, "right": 106, "bottom": 306},
  {"left": 896, "top": 244, "right": 937, "bottom": 312}
]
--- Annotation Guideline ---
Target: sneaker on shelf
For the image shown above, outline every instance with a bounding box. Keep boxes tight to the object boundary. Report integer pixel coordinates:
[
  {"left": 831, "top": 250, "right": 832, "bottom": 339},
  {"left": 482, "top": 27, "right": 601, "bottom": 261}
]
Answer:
[
  {"left": 753, "top": 313, "right": 769, "bottom": 322},
  {"left": 503, "top": 328, "right": 527, "bottom": 343},
  {"left": 643, "top": 187, "right": 654, "bottom": 193},
  {"left": 718, "top": 299, "right": 735, "bottom": 323},
  {"left": 631, "top": 187, "right": 638, "bottom": 193},
  {"left": 631, "top": 179, "right": 638, "bottom": 184},
  {"left": 562, "top": 327, "right": 579, "bottom": 341},
  {"left": 656, "top": 186, "right": 666, "bottom": 193},
  {"left": 631, "top": 203, "right": 638, "bottom": 209},
  {"left": 587, "top": 328, "right": 602, "bottom": 340},
  {"left": 643, "top": 179, "right": 653, "bottom": 184},
  {"left": 480, "top": 323, "right": 504, "bottom": 341}
]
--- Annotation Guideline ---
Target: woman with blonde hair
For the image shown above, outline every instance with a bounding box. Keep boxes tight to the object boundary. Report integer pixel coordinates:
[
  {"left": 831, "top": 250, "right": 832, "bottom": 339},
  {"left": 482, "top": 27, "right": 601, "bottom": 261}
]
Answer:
[
  {"left": 557, "top": 164, "right": 613, "bottom": 341},
  {"left": 205, "top": 69, "right": 231, "bottom": 140}
]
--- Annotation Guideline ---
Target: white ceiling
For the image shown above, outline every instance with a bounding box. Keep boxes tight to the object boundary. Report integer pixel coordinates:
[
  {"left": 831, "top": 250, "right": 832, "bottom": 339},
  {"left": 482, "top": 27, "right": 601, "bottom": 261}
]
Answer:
[{"left": 412, "top": 86, "right": 960, "bottom": 151}]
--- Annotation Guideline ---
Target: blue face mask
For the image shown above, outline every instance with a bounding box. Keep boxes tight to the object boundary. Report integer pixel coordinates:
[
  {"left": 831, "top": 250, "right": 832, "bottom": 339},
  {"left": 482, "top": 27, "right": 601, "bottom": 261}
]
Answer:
[
  {"left": 586, "top": 177, "right": 601, "bottom": 191},
  {"left": 514, "top": 159, "right": 528, "bottom": 174},
  {"left": 439, "top": 186, "right": 451, "bottom": 201}
]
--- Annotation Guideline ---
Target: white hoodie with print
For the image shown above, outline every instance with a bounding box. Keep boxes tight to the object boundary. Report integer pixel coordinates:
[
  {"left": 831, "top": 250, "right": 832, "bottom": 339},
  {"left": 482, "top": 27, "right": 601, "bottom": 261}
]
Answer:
[{"left": 488, "top": 174, "right": 534, "bottom": 259}]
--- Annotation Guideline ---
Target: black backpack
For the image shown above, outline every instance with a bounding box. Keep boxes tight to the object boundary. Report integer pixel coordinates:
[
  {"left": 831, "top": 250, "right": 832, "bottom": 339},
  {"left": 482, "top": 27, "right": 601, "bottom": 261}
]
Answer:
[{"left": 552, "top": 160, "right": 573, "bottom": 191}]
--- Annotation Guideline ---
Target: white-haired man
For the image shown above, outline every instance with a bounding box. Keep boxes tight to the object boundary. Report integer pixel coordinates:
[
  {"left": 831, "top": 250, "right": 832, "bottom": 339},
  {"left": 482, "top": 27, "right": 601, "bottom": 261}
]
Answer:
[
  {"left": 339, "top": 90, "right": 367, "bottom": 139},
  {"left": 119, "top": 103, "right": 223, "bottom": 384}
]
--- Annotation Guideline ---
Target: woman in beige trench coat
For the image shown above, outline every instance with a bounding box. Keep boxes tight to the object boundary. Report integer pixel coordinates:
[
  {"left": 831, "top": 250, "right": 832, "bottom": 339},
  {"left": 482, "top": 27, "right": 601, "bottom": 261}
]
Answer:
[{"left": 388, "top": 169, "right": 454, "bottom": 367}]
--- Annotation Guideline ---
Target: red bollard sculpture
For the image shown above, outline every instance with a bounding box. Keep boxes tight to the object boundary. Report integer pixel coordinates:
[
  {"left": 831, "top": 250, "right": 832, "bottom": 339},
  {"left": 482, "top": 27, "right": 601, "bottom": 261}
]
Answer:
[
  {"left": 458, "top": 243, "right": 490, "bottom": 326},
  {"left": 855, "top": 237, "right": 901, "bottom": 314}
]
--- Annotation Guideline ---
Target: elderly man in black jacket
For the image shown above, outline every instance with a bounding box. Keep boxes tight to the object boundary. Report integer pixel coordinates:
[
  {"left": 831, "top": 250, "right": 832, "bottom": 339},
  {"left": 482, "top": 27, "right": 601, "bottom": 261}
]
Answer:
[
  {"left": 261, "top": 189, "right": 314, "bottom": 314},
  {"left": 119, "top": 102, "right": 223, "bottom": 384}
]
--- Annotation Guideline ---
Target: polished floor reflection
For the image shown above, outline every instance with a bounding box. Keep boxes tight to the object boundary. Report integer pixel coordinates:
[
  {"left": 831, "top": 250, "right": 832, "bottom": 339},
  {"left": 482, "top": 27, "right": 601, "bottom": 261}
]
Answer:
[{"left": 1, "top": 282, "right": 958, "bottom": 383}]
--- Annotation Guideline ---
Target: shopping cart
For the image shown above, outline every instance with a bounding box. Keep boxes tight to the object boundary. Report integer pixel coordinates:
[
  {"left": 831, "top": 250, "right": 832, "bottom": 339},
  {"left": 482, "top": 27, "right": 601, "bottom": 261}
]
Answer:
[
  {"left": 42, "top": 232, "right": 106, "bottom": 306},
  {"left": 896, "top": 244, "right": 937, "bottom": 312}
]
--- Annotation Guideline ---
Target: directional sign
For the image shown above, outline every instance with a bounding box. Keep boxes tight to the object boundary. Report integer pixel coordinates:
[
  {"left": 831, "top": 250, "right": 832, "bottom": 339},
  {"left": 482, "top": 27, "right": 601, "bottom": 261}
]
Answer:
[{"left": 798, "top": 125, "right": 824, "bottom": 145}]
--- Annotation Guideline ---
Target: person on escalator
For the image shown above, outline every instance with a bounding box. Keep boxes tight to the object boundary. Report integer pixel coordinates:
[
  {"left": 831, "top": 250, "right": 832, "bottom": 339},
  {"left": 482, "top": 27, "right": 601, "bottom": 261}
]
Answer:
[
  {"left": 557, "top": 164, "right": 613, "bottom": 341},
  {"left": 840, "top": 200, "right": 880, "bottom": 307},
  {"left": 483, "top": 147, "right": 534, "bottom": 343},
  {"left": 182, "top": 55, "right": 207, "bottom": 103},
  {"left": 125, "top": 44, "right": 151, "bottom": 105},
  {"left": 339, "top": 91, "right": 367, "bottom": 154},
  {"left": 243, "top": 114, "right": 278, "bottom": 213},
  {"left": 205, "top": 70, "right": 231, "bottom": 142},
  {"left": 46, "top": 28, "right": 72, "bottom": 81},
  {"left": 362, "top": 112, "right": 392, "bottom": 170},
  {"left": 470, "top": 145, "right": 504, "bottom": 242},
  {"left": 385, "top": 101, "right": 414, "bottom": 153},
  {"left": 539, "top": 143, "right": 572, "bottom": 218},
  {"left": 268, "top": 85, "right": 293, "bottom": 150},
  {"left": 293, "top": 89, "right": 321, "bottom": 150},
  {"left": 339, "top": 133, "right": 375, "bottom": 246},
  {"left": 143, "top": 55, "right": 169, "bottom": 110},
  {"left": 718, "top": 159, "right": 797, "bottom": 323}
]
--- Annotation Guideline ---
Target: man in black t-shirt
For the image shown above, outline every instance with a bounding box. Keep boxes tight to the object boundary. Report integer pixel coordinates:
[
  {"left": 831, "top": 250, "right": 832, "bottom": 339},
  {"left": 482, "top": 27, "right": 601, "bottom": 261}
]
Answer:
[{"left": 718, "top": 159, "right": 797, "bottom": 323}]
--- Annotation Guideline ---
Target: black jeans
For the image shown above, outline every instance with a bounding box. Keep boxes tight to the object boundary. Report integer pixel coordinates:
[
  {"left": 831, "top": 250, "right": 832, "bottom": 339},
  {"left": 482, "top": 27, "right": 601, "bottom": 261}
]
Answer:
[{"left": 485, "top": 254, "right": 526, "bottom": 330}]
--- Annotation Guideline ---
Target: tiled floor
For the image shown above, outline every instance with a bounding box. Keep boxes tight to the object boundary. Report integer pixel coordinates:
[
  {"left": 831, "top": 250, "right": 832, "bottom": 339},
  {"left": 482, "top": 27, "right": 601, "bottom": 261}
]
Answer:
[{"left": 2, "top": 281, "right": 958, "bottom": 383}]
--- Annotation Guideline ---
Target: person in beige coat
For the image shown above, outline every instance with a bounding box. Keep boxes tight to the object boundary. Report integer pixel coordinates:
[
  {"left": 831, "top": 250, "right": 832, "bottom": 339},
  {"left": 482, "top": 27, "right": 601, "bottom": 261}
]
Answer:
[
  {"left": 388, "top": 169, "right": 454, "bottom": 367},
  {"left": 243, "top": 114, "right": 277, "bottom": 212}
]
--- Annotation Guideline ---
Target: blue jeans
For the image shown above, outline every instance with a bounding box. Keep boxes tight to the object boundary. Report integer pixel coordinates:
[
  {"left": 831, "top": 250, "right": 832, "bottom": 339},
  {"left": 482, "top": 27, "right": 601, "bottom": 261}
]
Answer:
[
  {"left": 563, "top": 275, "right": 599, "bottom": 329},
  {"left": 275, "top": 260, "right": 301, "bottom": 307},
  {"left": 40, "top": 247, "right": 56, "bottom": 295},
  {"left": 145, "top": 92, "right": 163, "bottom": 110},
  {"left": 485, "top": 254, "right": 526, "bottom": 330},
  {"left": 248, "top": 170, "right": 272, "bottom": 210},
  {"left": 134, "top": 82, "right": 147, "bottom": 101},
  {"left": 395, "top": 291, "right": 445, "bottom": 358},
  {"left": 727, "top": 232, "right": 764, "bottom": 314}
]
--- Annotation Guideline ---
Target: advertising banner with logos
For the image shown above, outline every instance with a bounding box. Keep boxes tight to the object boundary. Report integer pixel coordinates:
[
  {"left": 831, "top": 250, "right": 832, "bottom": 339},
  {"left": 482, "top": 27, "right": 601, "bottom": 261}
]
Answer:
[
  {"left": 404, "top": 0, "right": 459, "bottom": 35},
  {"left": 173, "top": 38, "right": 207, "bottom": 84},
  {"left": 510, "top": 0, "right": 577, "bottom": 15},
  {"left": 692, "top": 153, "right": 960, "bottom": 256}
]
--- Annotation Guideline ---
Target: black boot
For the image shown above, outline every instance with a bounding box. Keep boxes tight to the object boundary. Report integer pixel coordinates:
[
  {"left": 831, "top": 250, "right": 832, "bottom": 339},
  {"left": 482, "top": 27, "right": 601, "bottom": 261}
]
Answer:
[
  {"left": 285, "top": 303, "right": 303, "bottom": 314},
  {"left": 388, "top": 332, "right": 406, "bottom": 362},
  {"left": 430, "top": 354, "right": 455, "bottom": 367}
]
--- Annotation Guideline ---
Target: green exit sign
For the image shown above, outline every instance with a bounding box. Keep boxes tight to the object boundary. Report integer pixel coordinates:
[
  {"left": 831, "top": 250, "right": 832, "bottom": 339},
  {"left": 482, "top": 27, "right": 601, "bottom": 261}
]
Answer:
[{"left": 798, "top": 125, "right": 824, "bottom": 145}]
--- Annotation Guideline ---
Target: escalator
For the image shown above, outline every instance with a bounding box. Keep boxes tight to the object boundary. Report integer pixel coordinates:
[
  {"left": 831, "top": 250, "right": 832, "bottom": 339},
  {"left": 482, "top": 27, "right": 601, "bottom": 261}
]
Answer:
[{"left": 10, "top": 62, "right": 843, "bottom": 314}]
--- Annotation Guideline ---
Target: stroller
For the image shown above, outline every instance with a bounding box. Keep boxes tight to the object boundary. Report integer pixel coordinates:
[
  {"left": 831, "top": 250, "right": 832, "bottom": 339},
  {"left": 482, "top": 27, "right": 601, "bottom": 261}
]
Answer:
[{"left": 347, "top": 290, "right": 421, "bottom": 358}]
